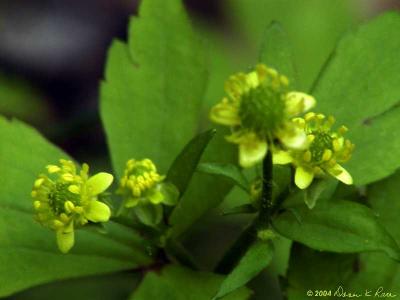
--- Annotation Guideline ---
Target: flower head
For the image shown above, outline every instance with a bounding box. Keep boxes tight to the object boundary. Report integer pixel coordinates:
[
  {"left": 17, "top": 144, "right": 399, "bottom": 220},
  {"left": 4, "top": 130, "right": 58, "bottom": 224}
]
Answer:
[
  {"left": 117, "top": 159, "right": 179, "bottom": 226},
  {"left": 210, "top": 64, "right": 316, "bottom": 168},
  {"left": 273, "top": 113, "right": 354, "bottom": 189},
  {"left": 117, "top": 159, "right": 179, "bottom": 208},
  {"left": 32, "top": 159, "right": 113, "bottom": 253}
]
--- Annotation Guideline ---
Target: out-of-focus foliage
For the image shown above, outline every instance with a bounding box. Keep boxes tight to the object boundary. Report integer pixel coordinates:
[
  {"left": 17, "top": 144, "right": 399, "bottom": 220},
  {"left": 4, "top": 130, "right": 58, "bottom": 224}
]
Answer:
[
  {"left": 9, "top": 272, "right": 141, "bottom": 300},
  {"left": 0, "top": 73, "right": 49, "bottom": 124},
  {"left": 129, "top": 265, "right": 252, "bottom": 300},
  {"left": 225, "top": 0, "right": 358, "bottom": 90}
]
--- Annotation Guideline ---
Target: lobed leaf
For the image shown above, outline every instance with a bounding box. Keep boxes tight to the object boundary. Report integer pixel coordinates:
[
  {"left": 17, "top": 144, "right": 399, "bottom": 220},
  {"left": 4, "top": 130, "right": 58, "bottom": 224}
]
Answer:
[{"left": 101, "top": 0, "right": 207, "bottom": 177}]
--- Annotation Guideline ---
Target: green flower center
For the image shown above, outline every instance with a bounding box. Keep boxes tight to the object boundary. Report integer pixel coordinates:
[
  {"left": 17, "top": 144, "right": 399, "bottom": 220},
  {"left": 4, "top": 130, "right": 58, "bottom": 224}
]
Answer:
[
  {"left": 129, "top": 165, "right": 150, "bottom": 177},
  {"left": 310, "top": 132, "right": 333, "bottom": 162},
  {"left": 239, "top": 85, "right": 286, "bottom": 136},
  {"left": 48, "top": 183, "right": 80, "bottom": 214}
]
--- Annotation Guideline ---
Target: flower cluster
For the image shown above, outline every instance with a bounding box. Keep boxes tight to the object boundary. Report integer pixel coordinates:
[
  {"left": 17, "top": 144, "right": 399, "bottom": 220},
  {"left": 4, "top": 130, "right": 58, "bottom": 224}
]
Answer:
[
  {"left": 210, "top": 64, "right": 355, "bottom": 190},
  {"left": 117, "top": 159, "right": 179, "bottom": 226},
  {"left": 32, "top": 159, "right": 113, "bottom": 253},
  {"left": 274, "top": 113, "right": 354, "bottom": 189},
  {"left": 210, "top": 64, "right": 316, "bottom": 168}
]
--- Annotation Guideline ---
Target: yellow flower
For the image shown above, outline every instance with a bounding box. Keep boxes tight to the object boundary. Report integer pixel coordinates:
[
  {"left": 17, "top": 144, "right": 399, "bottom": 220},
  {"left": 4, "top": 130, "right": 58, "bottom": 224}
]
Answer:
[
  {"left": 117, "top": 159, "right": 179, "bottom": 208},
  {"left": 117, "top": 159, "right": 179, "bottom": 226},
  {"left": 32, "top": 159, "right": 113, "bottom": 253},
  {"left": 273, "top": 113, "right": 354, "bottom": 189},
  {"left": 210, "top": 64, "right": 316, "bottom": 168}
]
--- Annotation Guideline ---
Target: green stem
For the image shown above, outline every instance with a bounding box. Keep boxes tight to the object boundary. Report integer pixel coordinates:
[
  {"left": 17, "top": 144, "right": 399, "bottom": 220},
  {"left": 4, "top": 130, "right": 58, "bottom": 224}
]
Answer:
[
  {"left": 215, "top": 221, "right": 258, "bottom": 274},
  {"left": 259, "top": 149, "right": 273, "bottom": 225},
  {"left": 215, "top": 150, "right": 274, "bottom": 274}
]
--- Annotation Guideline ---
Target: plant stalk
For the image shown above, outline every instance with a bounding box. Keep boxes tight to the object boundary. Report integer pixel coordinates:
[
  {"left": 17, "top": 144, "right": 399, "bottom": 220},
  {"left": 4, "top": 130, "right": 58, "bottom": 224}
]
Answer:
[{"left": 215, "top": 150, "right": 274, "bottom": 274}]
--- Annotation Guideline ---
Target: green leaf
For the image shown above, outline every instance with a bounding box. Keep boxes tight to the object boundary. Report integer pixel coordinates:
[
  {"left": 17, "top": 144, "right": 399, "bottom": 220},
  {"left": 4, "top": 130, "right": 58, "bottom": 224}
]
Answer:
[
  {"left": 313, "top": 12, "right": 400, "bottom": 185},
  {"left": 260, "top": 21, "right": 297, "bottom": 87},
  {"left": 287, "top": 244, "right": 356, "bottom": 300},
  {"left": 10, "top": 272, "right": 141, "bottom": 300},
  {"left": 167, "top": 129, "right": 216, "bottom": 196},
  {"left": 272, "top": 200, "right": 400, "bottom": 261},
  {"left": 168, "top": 129, "right": 236, "bottom": 239},
  {"left": 347, "top": 171, "right": 400, "bottom": 294},
  {"left": 226, "top": 0, "right": 355, "bottom": 90},
  {"left": 303, "top": 178, "right": 338, "bottom": 209},
  {"left": 223, "top": 204, "right": 257, "bottom": 216},
  {"left": 270, "top": 235, "right": 292, "bottom": 277},
  {"left": 130, "top": 265, "right": 252, "bottom": 300},
  {"left": 101, "top": 0, "right": 207, "bottom": 177},
  {"left": 0, "top": 117, "right": 152, "bottom": 297},
  {"left": 134, "top": 204, "right": 163, "bottom": 227},
  {"left": 213, "top": 241, "right": 274, "bottom": 300},
  {"left": 197, "top": 163, "right": 249, "bottom": 192},
  {"left": 286, "top": 173, "right": 400, "bottom": 299}
]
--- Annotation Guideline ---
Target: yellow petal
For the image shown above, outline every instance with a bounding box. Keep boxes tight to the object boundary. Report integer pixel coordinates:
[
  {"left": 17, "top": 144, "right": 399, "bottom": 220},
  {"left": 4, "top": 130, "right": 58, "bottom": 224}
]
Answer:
[
  {"left": 210, "top": 99, "right": 241, "bottom": 126},
  {"left": 278, "top": 125, "right": 307, "bottom": 150},
  {"left": 87, "top": 172, "right": 114, "bottom": 195},
  {"left": 285, "top": 92, "right": 316, "bottom": 117},
  {"left": 246, "top": 71, "right": 259, "bottom": 88},
  {"left": 56, "top": 224, "right": 74, "bottom": 254},
  {"left": 272, "top": 150, "right": 293, "bottom": 165},
  {"left": 85, "top": 200, "right": 111, "bottom": 223},
  {"left": 295, "top": 167, "right": 314, "bottom": 189},
  {"left": 238, "top": 135, "right": 268, "bottom": 168},
  {"left": 328, "top": 164, "right": 353, "bottom": 185}
]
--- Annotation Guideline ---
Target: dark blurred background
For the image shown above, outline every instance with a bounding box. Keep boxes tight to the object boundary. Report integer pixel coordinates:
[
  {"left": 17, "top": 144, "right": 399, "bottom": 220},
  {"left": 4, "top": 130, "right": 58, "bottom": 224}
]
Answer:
[
  {"left": 0, "top": 0, "right": 231, "bottom": 169},
  {"left": 1, "top": 0, "right": 399, "bottom": 169}
]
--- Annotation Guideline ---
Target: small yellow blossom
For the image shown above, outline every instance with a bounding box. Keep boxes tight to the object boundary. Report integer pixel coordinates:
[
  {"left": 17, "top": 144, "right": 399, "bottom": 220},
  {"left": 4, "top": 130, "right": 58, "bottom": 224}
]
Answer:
[
  {"left": 117, "top": 159, "right": 179, "bottom": 226},
  {"left": 117, "top": 159, "right": 177, "bottom": 206},
  {"left": 273, "top": 113, "right": 354, "bottom": 189},
  {"left": 117, "top": 159, "right": 179, "bottom": 217},
  {"left": 32, "top": 159, "right": 113, "bottom": 253},
  {"left": 210, "top": 64, "right": 316, "bottom": 168}
]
